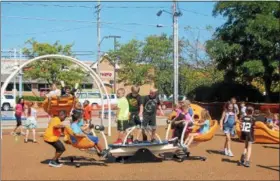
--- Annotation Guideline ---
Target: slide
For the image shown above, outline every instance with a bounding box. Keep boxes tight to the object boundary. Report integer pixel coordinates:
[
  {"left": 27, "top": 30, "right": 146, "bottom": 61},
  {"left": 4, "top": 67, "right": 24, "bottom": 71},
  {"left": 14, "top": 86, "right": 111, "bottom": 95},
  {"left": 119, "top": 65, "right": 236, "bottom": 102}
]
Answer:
[{"left": 236, "top": 121, "right": 280, "bottom": 144}]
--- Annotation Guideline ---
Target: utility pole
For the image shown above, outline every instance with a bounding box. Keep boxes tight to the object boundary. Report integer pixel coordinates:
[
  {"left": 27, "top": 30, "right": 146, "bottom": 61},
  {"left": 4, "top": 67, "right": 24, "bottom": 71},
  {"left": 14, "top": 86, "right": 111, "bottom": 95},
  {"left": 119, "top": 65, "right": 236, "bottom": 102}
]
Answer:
[
  {"left": 173, "top": 0, "right": 179, "bottom": 104},
  {"left": 109, "top": 35, "right": 121, "bottom": 93},
  {"left": 19, "top": 49, "right": 23, "bottom": 97},
  {"left": 96, "top": 0, "right": 101, "bottom": 76},
  {"left": 13, "top": 49, "right": 17, "bottom": 100}
]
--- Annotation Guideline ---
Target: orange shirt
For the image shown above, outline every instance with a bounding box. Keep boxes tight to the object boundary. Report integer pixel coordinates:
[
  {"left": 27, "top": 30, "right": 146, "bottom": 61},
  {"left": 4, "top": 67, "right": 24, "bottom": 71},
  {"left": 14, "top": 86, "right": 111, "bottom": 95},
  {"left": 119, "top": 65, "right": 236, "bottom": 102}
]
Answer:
[
  {"left": 43, "top": 117, "right": 62, "bottom": 142},
  {"left": 83, "top": 105, "right": 92, "bottom": 121}
]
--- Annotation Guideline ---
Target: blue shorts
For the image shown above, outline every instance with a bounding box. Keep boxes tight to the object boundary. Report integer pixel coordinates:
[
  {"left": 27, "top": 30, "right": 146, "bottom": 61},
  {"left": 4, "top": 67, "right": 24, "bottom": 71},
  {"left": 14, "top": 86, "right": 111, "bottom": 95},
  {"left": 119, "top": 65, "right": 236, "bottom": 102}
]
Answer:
[
  {"left": 87, "top": 135, "right": 99, "bottom": 144},
  {"left": 223, "top": 126, "right": 235, "bottom": 136}
]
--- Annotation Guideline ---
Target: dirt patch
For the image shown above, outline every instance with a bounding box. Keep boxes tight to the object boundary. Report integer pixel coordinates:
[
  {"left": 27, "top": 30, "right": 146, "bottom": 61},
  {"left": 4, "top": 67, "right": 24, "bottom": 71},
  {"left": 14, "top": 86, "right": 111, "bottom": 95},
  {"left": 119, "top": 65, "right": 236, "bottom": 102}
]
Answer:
[{"left": 1, "top": 127, "right": 279, "bottom": 180}]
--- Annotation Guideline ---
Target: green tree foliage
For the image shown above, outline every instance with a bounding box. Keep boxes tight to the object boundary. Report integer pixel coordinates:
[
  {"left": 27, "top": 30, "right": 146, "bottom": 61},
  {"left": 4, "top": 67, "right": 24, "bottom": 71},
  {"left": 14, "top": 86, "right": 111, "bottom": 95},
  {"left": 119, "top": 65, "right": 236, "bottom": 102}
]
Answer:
[
  {"left": 22, "top": 39, "right": 86, "bottom": 86},
  {"left": 206, "top": 2, "right": 280, "bottom": 101},
  {"left": 108, "top": 39, "right": 153, "bottom": 86}
]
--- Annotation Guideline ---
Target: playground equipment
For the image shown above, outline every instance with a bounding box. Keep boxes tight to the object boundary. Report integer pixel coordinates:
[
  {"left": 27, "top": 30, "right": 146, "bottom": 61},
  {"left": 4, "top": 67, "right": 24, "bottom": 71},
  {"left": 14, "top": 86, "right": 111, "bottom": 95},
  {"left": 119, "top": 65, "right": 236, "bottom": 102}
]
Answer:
[
  {"left": 42, "top": 96, "right": 77, "bottom": 117},
  {"left": 236, "top": 121, "right": 280, "bottom": 144},
  {"left": 64, "top": 104, "right": 214, "bottom": 165},
  {"left": 0, "top": 54, "right": 113, "bottom": 138}
]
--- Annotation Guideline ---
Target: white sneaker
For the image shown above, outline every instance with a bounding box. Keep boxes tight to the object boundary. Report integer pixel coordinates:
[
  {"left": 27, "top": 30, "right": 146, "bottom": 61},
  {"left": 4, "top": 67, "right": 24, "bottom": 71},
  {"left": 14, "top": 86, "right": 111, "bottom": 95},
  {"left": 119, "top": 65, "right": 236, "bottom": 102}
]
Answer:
[
  {"left": 224, "top": 149, "right": 229, "bottom": 156},
  {"left": 228, "top": 150, "right": 234, "bottom": 157}
]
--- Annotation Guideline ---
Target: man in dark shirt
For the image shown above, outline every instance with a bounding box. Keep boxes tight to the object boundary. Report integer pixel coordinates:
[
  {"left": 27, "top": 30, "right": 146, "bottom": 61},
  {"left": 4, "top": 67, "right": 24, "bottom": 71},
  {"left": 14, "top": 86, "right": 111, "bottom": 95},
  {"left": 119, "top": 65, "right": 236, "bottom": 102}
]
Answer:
[
  {"left": 126, "top": 86, "right": 143, "bottom": 144},
  {"left": 141, "top": 88, "right": 164, "bottom": 143}
]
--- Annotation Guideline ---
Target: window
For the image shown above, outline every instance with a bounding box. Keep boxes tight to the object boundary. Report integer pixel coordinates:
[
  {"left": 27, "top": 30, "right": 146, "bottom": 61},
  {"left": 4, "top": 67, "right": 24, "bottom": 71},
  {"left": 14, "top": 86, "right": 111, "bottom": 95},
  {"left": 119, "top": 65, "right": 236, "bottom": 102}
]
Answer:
[
  {"left": 88, "top": 93, "right": 101, "bottom": 99},
  {"left": 5, "top": 83, "right": 18, "bottom": 91},
  {"left": 82, "top": 84, "right": 93, "bottom": 89},
  {"left": 23, "top": 84, "right": 32, "bottom": 91},
  {"left": 4, "top": 95, "right": 14, "bottom": 99},
  {"left": 38, "top": 84, "right": 49, "bottom": 91}
]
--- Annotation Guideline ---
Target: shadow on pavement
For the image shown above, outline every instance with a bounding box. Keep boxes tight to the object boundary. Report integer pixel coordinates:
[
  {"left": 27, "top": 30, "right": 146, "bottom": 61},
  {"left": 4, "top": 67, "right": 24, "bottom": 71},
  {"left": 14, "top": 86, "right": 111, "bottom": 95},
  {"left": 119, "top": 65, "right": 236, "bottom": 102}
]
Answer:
[{"left": 256, "top": 165, "right": 280, "bottom": 172}]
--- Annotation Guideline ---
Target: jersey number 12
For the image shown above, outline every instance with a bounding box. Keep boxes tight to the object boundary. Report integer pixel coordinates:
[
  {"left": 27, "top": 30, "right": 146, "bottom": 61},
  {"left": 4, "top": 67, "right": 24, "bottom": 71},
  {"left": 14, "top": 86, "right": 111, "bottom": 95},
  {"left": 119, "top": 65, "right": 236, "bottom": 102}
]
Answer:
[{"left": 242, "top": 122, "right": 251, "bottom": 132}]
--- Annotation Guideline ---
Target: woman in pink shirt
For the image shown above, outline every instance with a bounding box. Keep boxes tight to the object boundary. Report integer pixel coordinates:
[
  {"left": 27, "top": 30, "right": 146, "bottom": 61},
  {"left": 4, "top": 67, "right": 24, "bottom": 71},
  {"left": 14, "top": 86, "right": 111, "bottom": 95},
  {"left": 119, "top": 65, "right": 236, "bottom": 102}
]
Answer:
[{"left": 12, "top": 97, "right": 25, "bottom": 135}]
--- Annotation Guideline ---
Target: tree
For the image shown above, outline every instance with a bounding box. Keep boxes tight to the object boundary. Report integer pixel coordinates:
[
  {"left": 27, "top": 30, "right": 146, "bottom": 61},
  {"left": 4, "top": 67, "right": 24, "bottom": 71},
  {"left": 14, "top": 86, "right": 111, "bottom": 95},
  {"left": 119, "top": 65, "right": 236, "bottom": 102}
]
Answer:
[
  {"left": 206, "top": 2, "right": 280, "bottom": 101},
  {"left": 107, "top": 39, "right": 153, "bottom": 86},
  {"left": 22, "top": 39, "right": 86, "bottom": 86}
]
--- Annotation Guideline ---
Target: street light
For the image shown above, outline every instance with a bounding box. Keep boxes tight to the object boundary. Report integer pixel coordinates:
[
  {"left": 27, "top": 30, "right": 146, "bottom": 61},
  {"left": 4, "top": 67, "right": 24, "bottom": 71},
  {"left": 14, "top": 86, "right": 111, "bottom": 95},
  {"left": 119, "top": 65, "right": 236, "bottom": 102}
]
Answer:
[{"left": 156, "top": 1, "right": 182, "bottom": 104}]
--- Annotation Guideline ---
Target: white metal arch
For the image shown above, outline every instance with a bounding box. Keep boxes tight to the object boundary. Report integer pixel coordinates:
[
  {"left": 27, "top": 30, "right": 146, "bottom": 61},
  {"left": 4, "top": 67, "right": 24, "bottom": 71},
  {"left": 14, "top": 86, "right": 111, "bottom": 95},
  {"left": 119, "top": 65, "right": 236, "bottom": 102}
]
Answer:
[{"left": 1, "top": 54, "right": 112, "bottom": 138}]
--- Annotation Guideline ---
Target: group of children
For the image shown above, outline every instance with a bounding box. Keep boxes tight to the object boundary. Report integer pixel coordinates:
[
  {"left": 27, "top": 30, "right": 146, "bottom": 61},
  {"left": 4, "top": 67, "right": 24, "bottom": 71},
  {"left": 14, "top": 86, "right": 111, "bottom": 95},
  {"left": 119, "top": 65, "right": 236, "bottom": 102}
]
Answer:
[
  {"left": 219, "top": 97, "right": 279, "bottom": 168},
  {"left": 11, "top": 97, "right": 38, "bottom": 143},
  {"left": 168, "top": 101, "right": 211, "bottom": 151}
]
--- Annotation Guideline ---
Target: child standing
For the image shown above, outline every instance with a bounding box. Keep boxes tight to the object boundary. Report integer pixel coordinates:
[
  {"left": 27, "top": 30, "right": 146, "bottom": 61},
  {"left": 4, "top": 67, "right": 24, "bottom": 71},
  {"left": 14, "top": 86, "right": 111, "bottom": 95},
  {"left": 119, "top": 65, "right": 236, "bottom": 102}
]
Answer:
[
  {"left": 12, "top": 97, "right": 25, "bottom": 136},
  {"left": 126, "top": 85, "right": 143, "bottom": 144},
  {"left": 114, "top": 88, "right": 130, "bottom": 145},
  {"left": 220, "top": 102, "right": 237, "bottom": 157},
  {"left": 83, "top": 100, "right": 92, "bottom": 125},
  {"left": 239, "top": 106, "right": 255, "bottom": 167},
  {"left": 240, "top": 102, "right": 247, "bottom": 118},
  {"left": 24, "top": 102, "right": 37, "bottom": 143}
]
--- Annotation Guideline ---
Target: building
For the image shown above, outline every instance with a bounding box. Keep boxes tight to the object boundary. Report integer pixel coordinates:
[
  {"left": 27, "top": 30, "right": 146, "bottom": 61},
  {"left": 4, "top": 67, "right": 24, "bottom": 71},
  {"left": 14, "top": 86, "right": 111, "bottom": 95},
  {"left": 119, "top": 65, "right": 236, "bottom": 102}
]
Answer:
[{"left": 0, "top": 54, "right": 154, "bottom": 96}]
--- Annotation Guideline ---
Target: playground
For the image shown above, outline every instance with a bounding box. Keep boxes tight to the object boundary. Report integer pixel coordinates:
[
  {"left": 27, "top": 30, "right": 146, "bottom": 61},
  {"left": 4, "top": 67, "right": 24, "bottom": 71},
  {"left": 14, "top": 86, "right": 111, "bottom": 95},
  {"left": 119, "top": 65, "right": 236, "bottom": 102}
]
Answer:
[{"left": 1, "top": 126, "right": 279, "bottom": 180}]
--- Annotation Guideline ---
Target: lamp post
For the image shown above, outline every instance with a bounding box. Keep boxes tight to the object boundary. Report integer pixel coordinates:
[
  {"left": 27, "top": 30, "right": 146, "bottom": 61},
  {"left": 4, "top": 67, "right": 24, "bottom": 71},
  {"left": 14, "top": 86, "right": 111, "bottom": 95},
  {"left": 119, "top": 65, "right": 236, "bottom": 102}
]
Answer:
[{"left": 157, "top": 0, "right": 182, "bottom": 104}]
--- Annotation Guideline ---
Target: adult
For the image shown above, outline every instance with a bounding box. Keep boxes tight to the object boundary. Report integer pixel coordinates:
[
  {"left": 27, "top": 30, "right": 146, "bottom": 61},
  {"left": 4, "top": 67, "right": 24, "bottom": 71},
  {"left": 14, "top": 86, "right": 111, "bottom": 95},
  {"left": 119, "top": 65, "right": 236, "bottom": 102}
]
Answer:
[
  {"left": 43, "top": 110, "right": 67, "bottom": 168},
  {"left": 46, "top": 83, "right": 61, "bottom": 98},
  {"left": 60, "top": 81, "right": 78, "bottom": 97},
  {"left": 11, "top": 97, "right": 25, "bottom": 136},
  {"left": 141, "top": 88, "right": 164, "bottom": 143}
]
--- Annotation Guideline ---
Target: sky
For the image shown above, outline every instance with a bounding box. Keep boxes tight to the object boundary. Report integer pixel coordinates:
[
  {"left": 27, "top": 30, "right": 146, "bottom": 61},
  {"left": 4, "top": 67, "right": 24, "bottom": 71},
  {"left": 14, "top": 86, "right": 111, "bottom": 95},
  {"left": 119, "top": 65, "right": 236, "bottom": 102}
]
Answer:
[{"left": 1, "top": 1, "right": 226, "bottom": 61}]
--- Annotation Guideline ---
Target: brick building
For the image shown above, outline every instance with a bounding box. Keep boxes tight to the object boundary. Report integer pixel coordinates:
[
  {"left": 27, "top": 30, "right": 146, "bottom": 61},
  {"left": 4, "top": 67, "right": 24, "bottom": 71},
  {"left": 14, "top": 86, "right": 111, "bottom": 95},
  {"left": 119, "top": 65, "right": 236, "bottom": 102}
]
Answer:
[{"left": 0, "top": 54, "right": 154, "bottom": 96}]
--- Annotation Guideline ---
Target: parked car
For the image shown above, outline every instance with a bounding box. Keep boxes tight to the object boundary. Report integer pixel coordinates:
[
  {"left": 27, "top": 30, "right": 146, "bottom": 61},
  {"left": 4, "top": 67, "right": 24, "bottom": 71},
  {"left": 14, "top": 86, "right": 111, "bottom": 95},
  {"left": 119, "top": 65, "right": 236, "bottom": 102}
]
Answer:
[
  {"left": 161, "top": 95, "right": 187, "bottom": 110},
  {"left": 76, "top": 91, "right": 102, "bottom": 106},
  {"left": 103, "top": 94, "right": 118, "bottom": 105},
  {"left": 1, "top": 94, "right": 16, "bottom": 111}
]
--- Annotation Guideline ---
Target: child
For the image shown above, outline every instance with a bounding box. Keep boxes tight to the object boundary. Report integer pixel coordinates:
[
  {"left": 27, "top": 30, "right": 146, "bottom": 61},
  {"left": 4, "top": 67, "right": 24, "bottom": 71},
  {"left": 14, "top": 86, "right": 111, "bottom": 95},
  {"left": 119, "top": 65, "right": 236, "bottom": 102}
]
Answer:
[
  {"left": 269, "top": 113, "right": 279, "bottom": 131},
  {"left": 220, "top": 102, "right": 237, "bottom": 157},
  {"left": 239, "top": 106, "right": 255, "bottom": 167},
  {"left": 114, "top": 88, "right": 130, "bottom": 145},
  {"left": 71, "top": 112, "right": 108, "bottom": 158},
  {"left": 240, "top": 102, "right": 247, "bottom": 118},
  {"left": 126, "top": 85, "right": 143, "bottom": 144},
  {"left": 60, "top": 81, "right": 78, "bottom": 97},
  {"left": 230, "top": 97, "right": 240, "bottom": 115},
  {"left": 24, "top": 102, "right": 37, "bottom": 143},
  {"left": 184, "top": 109, "right": 211, "bottom": 150},
  {"left": 12, "top": 97, "right": 25, "bottom": 136},
  {"left": 171, "top": 104, "right": 193, "bottom": 142},
  {"left": 43, "top": 111, "right": 67, "bottom": 168},
  {"left": 83, "top": 100, "right": 92, "bottom": 125}
]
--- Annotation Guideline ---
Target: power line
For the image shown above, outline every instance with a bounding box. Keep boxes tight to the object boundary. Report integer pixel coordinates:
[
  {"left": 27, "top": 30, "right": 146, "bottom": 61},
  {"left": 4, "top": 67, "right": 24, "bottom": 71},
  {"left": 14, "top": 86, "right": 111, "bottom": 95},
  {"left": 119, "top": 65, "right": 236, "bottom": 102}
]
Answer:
[
  {"left": 180, "top": 8, "right": 225, "bottom": 20},
  {"left": 3, "top": 25, "right": 95, "bottom": 37},
  {"left": 2, "top": 15, "right": 170, "bottom": 27},
  {"left": 2, "top": 2, "right": 168, "bottom": 9}
]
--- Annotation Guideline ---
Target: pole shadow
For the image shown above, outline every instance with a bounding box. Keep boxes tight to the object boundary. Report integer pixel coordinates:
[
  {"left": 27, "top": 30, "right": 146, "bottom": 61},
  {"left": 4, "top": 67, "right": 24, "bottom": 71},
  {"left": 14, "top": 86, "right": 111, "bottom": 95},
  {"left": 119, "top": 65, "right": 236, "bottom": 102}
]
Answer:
[
  {"left": 206, "top": 149, "right": 225, "bottom": 156},
  {"left": 41, "top": 156, "right": 107, "bottom": 167},
  {"left": 263, "top": 145, "right": 280, "bottom": 150},
  {"left": 256, "top": 165, "right": 280, "bottom": 172}
]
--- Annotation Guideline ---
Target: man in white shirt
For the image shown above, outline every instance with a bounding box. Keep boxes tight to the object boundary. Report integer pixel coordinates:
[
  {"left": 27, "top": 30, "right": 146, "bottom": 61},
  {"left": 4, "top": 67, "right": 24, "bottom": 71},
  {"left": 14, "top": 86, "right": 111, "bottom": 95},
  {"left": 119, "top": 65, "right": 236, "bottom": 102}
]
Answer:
[{"left": 46, "top": 83, "right": 61, "bottom": 97}]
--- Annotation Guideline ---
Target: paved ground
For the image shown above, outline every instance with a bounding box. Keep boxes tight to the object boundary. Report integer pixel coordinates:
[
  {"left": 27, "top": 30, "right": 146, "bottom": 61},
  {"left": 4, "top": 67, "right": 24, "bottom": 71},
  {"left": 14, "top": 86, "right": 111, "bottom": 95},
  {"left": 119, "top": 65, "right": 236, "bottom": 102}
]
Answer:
[{"left": 1, "top": 126, "right": 279, "bottom": 180}]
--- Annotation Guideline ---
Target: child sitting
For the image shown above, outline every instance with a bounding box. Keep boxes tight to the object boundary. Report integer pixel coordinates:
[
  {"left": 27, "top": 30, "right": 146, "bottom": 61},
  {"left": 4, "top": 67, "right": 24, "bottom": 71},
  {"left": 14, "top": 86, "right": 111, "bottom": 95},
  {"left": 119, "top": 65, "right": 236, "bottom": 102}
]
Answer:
[
  {"left": 170, "top": 104, "right": 193, "bottom": 143},
  {"left": 71, "top": 112, "right": 108, "bottom": 158},
  {"left": 183, "top": 109, "right": 211, "bottom": 150},
  {"left": 268, "top": 113, "right": 279, "bottom": 131}
]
